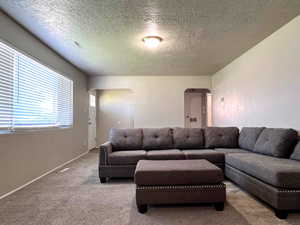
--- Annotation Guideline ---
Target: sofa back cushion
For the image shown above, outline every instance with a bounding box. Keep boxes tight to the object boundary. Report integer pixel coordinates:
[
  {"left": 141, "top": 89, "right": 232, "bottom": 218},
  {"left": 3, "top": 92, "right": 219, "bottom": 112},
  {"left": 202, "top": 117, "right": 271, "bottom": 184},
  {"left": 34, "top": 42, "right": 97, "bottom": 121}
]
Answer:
[
  {"left": 109, "top": 128, "right": 143, "bottom": 150},
  {"left": 239, "top": 127, "right": 265, "bottom": 151},
  {"left": 173, "top": 128, "right": 204, "bottom": 149},
  {"left": 290, "top": 141, "right": 300, "bottom": 161},
  {"left": 204, "top": 127, "right": 239, "bottom": 148},
  {"left": 254, "top": 128, "right": 298, "bottom": 158},
  {"left": 143, "top": 128, "right": 173, "bottom": 150}
]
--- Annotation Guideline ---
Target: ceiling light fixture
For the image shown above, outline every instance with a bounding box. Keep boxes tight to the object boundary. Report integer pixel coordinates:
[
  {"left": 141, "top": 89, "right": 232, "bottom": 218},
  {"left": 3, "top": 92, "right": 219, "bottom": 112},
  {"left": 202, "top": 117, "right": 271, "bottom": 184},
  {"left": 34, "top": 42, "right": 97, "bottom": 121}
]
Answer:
[{"left": 142, "top": 36, "right": 163, "bottom": 48}]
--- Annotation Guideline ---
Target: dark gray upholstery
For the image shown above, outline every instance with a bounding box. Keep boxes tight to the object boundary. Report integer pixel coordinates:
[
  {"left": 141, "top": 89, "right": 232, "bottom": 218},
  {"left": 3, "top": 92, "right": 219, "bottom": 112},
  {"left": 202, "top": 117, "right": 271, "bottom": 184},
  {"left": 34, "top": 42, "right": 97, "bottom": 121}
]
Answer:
[
  {"left": 135, "top": 160, "right": 226, "bottom": 210},
  {"left": 254, "top": 128, "right": 298, "bottom": 158},
  {"left": 99, "top": 142, "right": 137, "bottom": 178},
  {"left": 108, "top": 150, "right": 146, "bottom": 165},
  {"left": 99, "top": 165, "right": 136, "bottom": 178},
  {"left": 239, "top": 127, "right": 265, "bottom": 151},
  {"left": 226, "top": 153, "right": 300, "bottom": 189},
  {"left": 290, "top": 141, "right": 300, "bottom": 161},
  {"left": 136, "top": 184, "right": 226, "bottom": 208},
  {"left": 182, "top": 150, "right": 224, "bottom": 163},
  {"left": 109, "top": 128, "right": 143, "bottom": 150},
  {"left": 146, "top": 150, "right": 185, "bottom": 160},
  {"left": 173, "top": 128, "right": 204, "bottom": 149},
  {"left": 214, "top": 148, "right": 249, "bottom": 154},
  {"left": 135, "top": 160, "right": 223, "bottom": 185},
  {"left": 100, "top": 126, "right": 300, "bottom": 216},
  {"left": 226, "top": 165, "right": 300, "bottom": 210},
  {"left": 205, "top": 127, "right": 239, "bottom": 148},
  {"left": 143, "top": 128, "right": 173, "bottom": 150},
  {"left": 99, "top": 142, "right": 112, "bottom": 165}
]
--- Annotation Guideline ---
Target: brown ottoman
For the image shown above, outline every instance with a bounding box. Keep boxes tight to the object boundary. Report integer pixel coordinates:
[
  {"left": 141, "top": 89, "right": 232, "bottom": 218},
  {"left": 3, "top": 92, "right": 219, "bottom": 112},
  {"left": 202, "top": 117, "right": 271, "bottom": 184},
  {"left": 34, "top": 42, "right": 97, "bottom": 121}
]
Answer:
[{"left": 134, "top": 159, "right": 226, "bottom": 213}]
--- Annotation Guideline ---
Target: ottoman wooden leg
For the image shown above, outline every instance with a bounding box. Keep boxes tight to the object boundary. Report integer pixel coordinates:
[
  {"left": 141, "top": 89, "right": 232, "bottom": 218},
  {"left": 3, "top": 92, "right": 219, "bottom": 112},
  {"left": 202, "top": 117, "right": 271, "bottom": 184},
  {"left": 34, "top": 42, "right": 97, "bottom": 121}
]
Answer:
[
  {"left": 274, "top": 209, "right": 288, "bottom": 219},
  {"left": 137, "top": 204, "right": 148, "bottom": 214},
  {"left": 214, "top": 202, "right": 224, "bottom": 211},
  {"left": 100, "top": 177, "right": 107, "bottom": 183}
]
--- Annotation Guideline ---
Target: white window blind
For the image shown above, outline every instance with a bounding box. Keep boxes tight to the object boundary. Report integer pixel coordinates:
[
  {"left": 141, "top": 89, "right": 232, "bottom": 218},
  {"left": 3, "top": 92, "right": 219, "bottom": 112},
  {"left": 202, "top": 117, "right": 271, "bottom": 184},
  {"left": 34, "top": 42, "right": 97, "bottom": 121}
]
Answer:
[
  {"left": 0, "top": 41, "right": 73, "bottom": 131},
  {"left": 0, "top": 42, "right": 14, "bottom": 129}
]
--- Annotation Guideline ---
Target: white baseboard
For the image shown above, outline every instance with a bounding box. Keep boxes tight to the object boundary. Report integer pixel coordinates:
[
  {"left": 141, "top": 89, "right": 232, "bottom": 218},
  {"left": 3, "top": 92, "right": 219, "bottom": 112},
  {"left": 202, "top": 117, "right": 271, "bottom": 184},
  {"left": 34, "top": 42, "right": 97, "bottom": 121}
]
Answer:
[{"left": 0, "top": 150, "right": 89, "bottom": 200}]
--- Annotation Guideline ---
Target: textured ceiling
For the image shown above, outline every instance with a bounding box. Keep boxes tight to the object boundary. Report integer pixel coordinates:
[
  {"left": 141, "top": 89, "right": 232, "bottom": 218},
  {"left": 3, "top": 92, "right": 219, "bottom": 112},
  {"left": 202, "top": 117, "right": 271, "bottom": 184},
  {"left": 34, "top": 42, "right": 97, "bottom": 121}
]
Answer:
[{"left": 1, "top": 0, "right": 300, "bottom": 76}]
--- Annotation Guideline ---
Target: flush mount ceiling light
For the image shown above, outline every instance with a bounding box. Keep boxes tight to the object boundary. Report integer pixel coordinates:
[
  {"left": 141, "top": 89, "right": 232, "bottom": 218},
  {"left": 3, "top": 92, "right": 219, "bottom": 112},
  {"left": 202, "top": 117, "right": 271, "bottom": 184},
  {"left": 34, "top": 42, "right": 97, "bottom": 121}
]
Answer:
[{"left": 142, "top": 36, "right": 163, "bottom": 48}]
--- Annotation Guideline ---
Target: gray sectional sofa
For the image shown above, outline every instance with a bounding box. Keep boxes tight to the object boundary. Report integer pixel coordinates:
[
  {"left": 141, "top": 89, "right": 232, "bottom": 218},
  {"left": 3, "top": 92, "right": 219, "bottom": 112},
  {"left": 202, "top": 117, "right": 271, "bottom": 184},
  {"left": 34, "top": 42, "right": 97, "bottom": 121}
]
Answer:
[{"left": 99, "top": 127, "right": 300, "bottom": 219}]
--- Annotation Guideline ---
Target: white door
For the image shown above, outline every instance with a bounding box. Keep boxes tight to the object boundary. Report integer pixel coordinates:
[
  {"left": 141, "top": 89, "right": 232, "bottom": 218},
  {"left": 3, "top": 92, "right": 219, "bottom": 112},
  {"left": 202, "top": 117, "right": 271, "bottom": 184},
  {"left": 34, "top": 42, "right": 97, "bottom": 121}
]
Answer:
[
  {"left": 88, "top": 93, "right": 97, "bottom": 150},
  {"left": 185, "top": 92, "right": 205, "bottom": 128}
]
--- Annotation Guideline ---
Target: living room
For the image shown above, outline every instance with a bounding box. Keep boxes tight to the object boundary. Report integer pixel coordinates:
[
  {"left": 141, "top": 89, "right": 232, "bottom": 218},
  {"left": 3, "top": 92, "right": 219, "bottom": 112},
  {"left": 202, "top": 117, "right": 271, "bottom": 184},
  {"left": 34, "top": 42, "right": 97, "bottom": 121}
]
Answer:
[{"left": 0, "top": 1, "right": 300, "bottom": 224}]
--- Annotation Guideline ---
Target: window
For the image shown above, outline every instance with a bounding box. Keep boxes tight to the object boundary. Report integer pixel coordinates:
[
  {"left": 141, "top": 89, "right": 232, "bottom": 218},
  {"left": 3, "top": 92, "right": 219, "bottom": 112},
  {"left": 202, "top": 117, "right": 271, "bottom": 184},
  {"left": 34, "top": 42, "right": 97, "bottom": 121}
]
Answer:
[{"left": 0, "top": 41, "right": 73, "bottom": 132}]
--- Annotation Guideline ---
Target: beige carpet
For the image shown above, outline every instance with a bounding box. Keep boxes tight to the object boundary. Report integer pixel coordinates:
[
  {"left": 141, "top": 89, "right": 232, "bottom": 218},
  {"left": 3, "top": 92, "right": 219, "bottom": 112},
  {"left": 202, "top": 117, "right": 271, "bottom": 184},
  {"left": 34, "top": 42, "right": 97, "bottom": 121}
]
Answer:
[{"left": 1, "top": 150, "right": 300, "bottom": 225}]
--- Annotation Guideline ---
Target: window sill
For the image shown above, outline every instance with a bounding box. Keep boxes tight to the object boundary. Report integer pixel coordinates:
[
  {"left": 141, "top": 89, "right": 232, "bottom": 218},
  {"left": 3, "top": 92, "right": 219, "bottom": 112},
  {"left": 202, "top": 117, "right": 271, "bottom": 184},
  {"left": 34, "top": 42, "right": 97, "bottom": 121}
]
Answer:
[{"left": 0, "top": 126, "right": 73, "bottom": 135}]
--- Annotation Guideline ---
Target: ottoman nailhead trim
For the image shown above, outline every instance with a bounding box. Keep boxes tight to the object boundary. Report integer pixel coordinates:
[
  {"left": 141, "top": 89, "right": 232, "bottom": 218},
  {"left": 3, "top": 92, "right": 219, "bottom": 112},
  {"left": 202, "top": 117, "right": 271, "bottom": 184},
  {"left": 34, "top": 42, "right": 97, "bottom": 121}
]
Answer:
[
  {"left": 278, "top": 189, "right": 300, "bottom": 193},
  {"left": 100, "top": 165, "right": 135, "bottom": 168},
  {"left": 136, "top": 184, "right": 226, "bottom": 190}
]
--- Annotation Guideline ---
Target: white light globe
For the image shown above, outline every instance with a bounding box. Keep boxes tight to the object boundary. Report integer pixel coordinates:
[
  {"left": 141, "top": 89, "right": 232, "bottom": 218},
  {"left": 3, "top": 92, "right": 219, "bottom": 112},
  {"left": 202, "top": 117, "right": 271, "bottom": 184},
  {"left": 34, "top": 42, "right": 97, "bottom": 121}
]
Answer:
[{"left": 143, "top": 36, "right": 162, "bottom": 48}]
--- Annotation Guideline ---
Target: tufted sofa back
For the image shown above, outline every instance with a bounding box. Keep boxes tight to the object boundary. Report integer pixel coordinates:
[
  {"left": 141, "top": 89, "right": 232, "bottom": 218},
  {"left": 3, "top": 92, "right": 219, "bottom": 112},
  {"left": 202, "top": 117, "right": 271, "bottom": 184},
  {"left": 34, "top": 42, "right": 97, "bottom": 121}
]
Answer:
[
  {"left": 254, "top": 128, "right": 298, "bottom": 158},
  {"left": 108, "top": 127, "right": 299, "bottom": 155},
  {"left": 204, "top": 127, "right": 239, "bottom": 149},
  {"left": 238, "top": 127, "right": 265, "bottom": 151},
  {"left": 142, "top": 128, "right": 173, "bottom": 150},
  {"left": 109, "top": 127, "right": 239, "bottom": 151},
  {"left": 291, "top": 140, "right": 300, "bottom": 161},
  {"left": 173, "top": 127, "right": 204, "bottom": 149},
  {"left": 109, "top": 128, "right": 143, "bottom": 150},
  {"left": 109, "top": 127, "right": 174, "bottom": 151}
]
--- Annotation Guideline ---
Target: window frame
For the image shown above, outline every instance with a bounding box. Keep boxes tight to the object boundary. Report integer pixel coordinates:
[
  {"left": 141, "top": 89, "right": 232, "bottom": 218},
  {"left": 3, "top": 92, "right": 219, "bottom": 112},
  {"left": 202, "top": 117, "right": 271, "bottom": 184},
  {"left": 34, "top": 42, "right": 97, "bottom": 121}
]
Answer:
[
  {"left": 89, "top": 94, "right": 96, "bottom": 108},
  {"left": 0, "top": 38, "right": 74, "bottom": 134}
]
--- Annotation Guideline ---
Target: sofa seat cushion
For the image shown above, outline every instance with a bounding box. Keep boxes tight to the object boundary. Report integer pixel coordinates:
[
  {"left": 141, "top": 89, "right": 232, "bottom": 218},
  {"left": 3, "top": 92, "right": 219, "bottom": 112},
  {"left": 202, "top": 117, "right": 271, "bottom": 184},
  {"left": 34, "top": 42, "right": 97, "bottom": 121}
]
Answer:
[
  {"left": 135, "top": 159, "right": 223, "bottom": 186},
  {"left": 182, "top": 150, "right": 224, "bottom": 163},
  {"left": 108, "top": 150, "right": 146, "bottom": 165},
  {"left": 204, "top": 127, "right": 239, "bottom": 148},
  {"left": 146, "top": 150, "right": 185, "bottom": 160},
  {"left": 226, "top": 153, "right": 300, "bottom": 189},
  {"left": 109, "top": 128, "right": 143, "bottom": 150},
  {"left": 254, "top": 128, "right": 298, "bottom": 158},
  {"left": 173, "top": 128, "right": 204, "bottom": 149},
  {"left": 291, "top": 141, "right": 300, "bottom": 161},
  {"left": 239, "top": 127, "right": 265, "bottom": 151},
  {"left": 143, "top": 128, "right": 173, "bottom": 150},
  {"left": 214, "top": 148, "right": 249, "bottom": 154}
]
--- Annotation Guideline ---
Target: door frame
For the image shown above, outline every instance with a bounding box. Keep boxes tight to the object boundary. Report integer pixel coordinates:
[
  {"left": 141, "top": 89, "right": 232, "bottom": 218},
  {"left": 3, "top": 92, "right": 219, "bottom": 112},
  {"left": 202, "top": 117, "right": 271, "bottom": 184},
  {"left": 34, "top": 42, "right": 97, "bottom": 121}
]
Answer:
[
  {"left": 184, "top": 88, "right": 211, "bottom": 128},
  {"left": 88, "top": 91, "right": 97, "bottom": 150}
]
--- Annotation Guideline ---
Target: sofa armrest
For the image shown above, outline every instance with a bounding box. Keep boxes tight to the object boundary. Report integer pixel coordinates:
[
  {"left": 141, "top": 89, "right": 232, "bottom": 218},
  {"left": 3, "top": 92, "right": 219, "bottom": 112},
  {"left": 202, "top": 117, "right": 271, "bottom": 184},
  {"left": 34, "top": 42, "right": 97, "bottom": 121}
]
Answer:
[{"left": 99, "top": 142, "right": 113, "bottom": 166}]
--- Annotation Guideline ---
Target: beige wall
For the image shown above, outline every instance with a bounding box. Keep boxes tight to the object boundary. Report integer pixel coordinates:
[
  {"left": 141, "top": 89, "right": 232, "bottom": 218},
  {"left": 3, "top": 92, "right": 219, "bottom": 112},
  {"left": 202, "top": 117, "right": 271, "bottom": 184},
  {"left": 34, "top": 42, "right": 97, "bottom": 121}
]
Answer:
[
  {"left": 90, "top": 76, "right": 211, "bottom": 129},
  {"left": 0, "top": 11, "right": 89, "bottom": 196},
  {"left": 212, "top": 16, "right": 300, "bottom": 132},
  {"left": 97, "top": 90, "right": 134, "bottom": 144}
]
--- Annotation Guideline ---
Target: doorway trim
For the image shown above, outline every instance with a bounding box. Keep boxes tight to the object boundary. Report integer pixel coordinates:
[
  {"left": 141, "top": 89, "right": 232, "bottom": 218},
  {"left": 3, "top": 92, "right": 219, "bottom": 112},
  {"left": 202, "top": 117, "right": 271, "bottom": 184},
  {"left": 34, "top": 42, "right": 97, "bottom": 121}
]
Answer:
[
  {"left": 88, "top": 90, "right": 97, "bottom": 150},
  {"left": 184, "top": 88, "right": 211, "bottom": 128}
]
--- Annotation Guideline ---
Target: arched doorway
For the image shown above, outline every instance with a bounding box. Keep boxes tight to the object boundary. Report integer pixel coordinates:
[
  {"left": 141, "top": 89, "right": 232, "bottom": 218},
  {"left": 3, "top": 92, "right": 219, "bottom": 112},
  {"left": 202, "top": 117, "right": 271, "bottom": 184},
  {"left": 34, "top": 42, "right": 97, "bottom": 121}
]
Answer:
[{"left": 184, "top": 89, "right": 212, "bottom": 128}]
